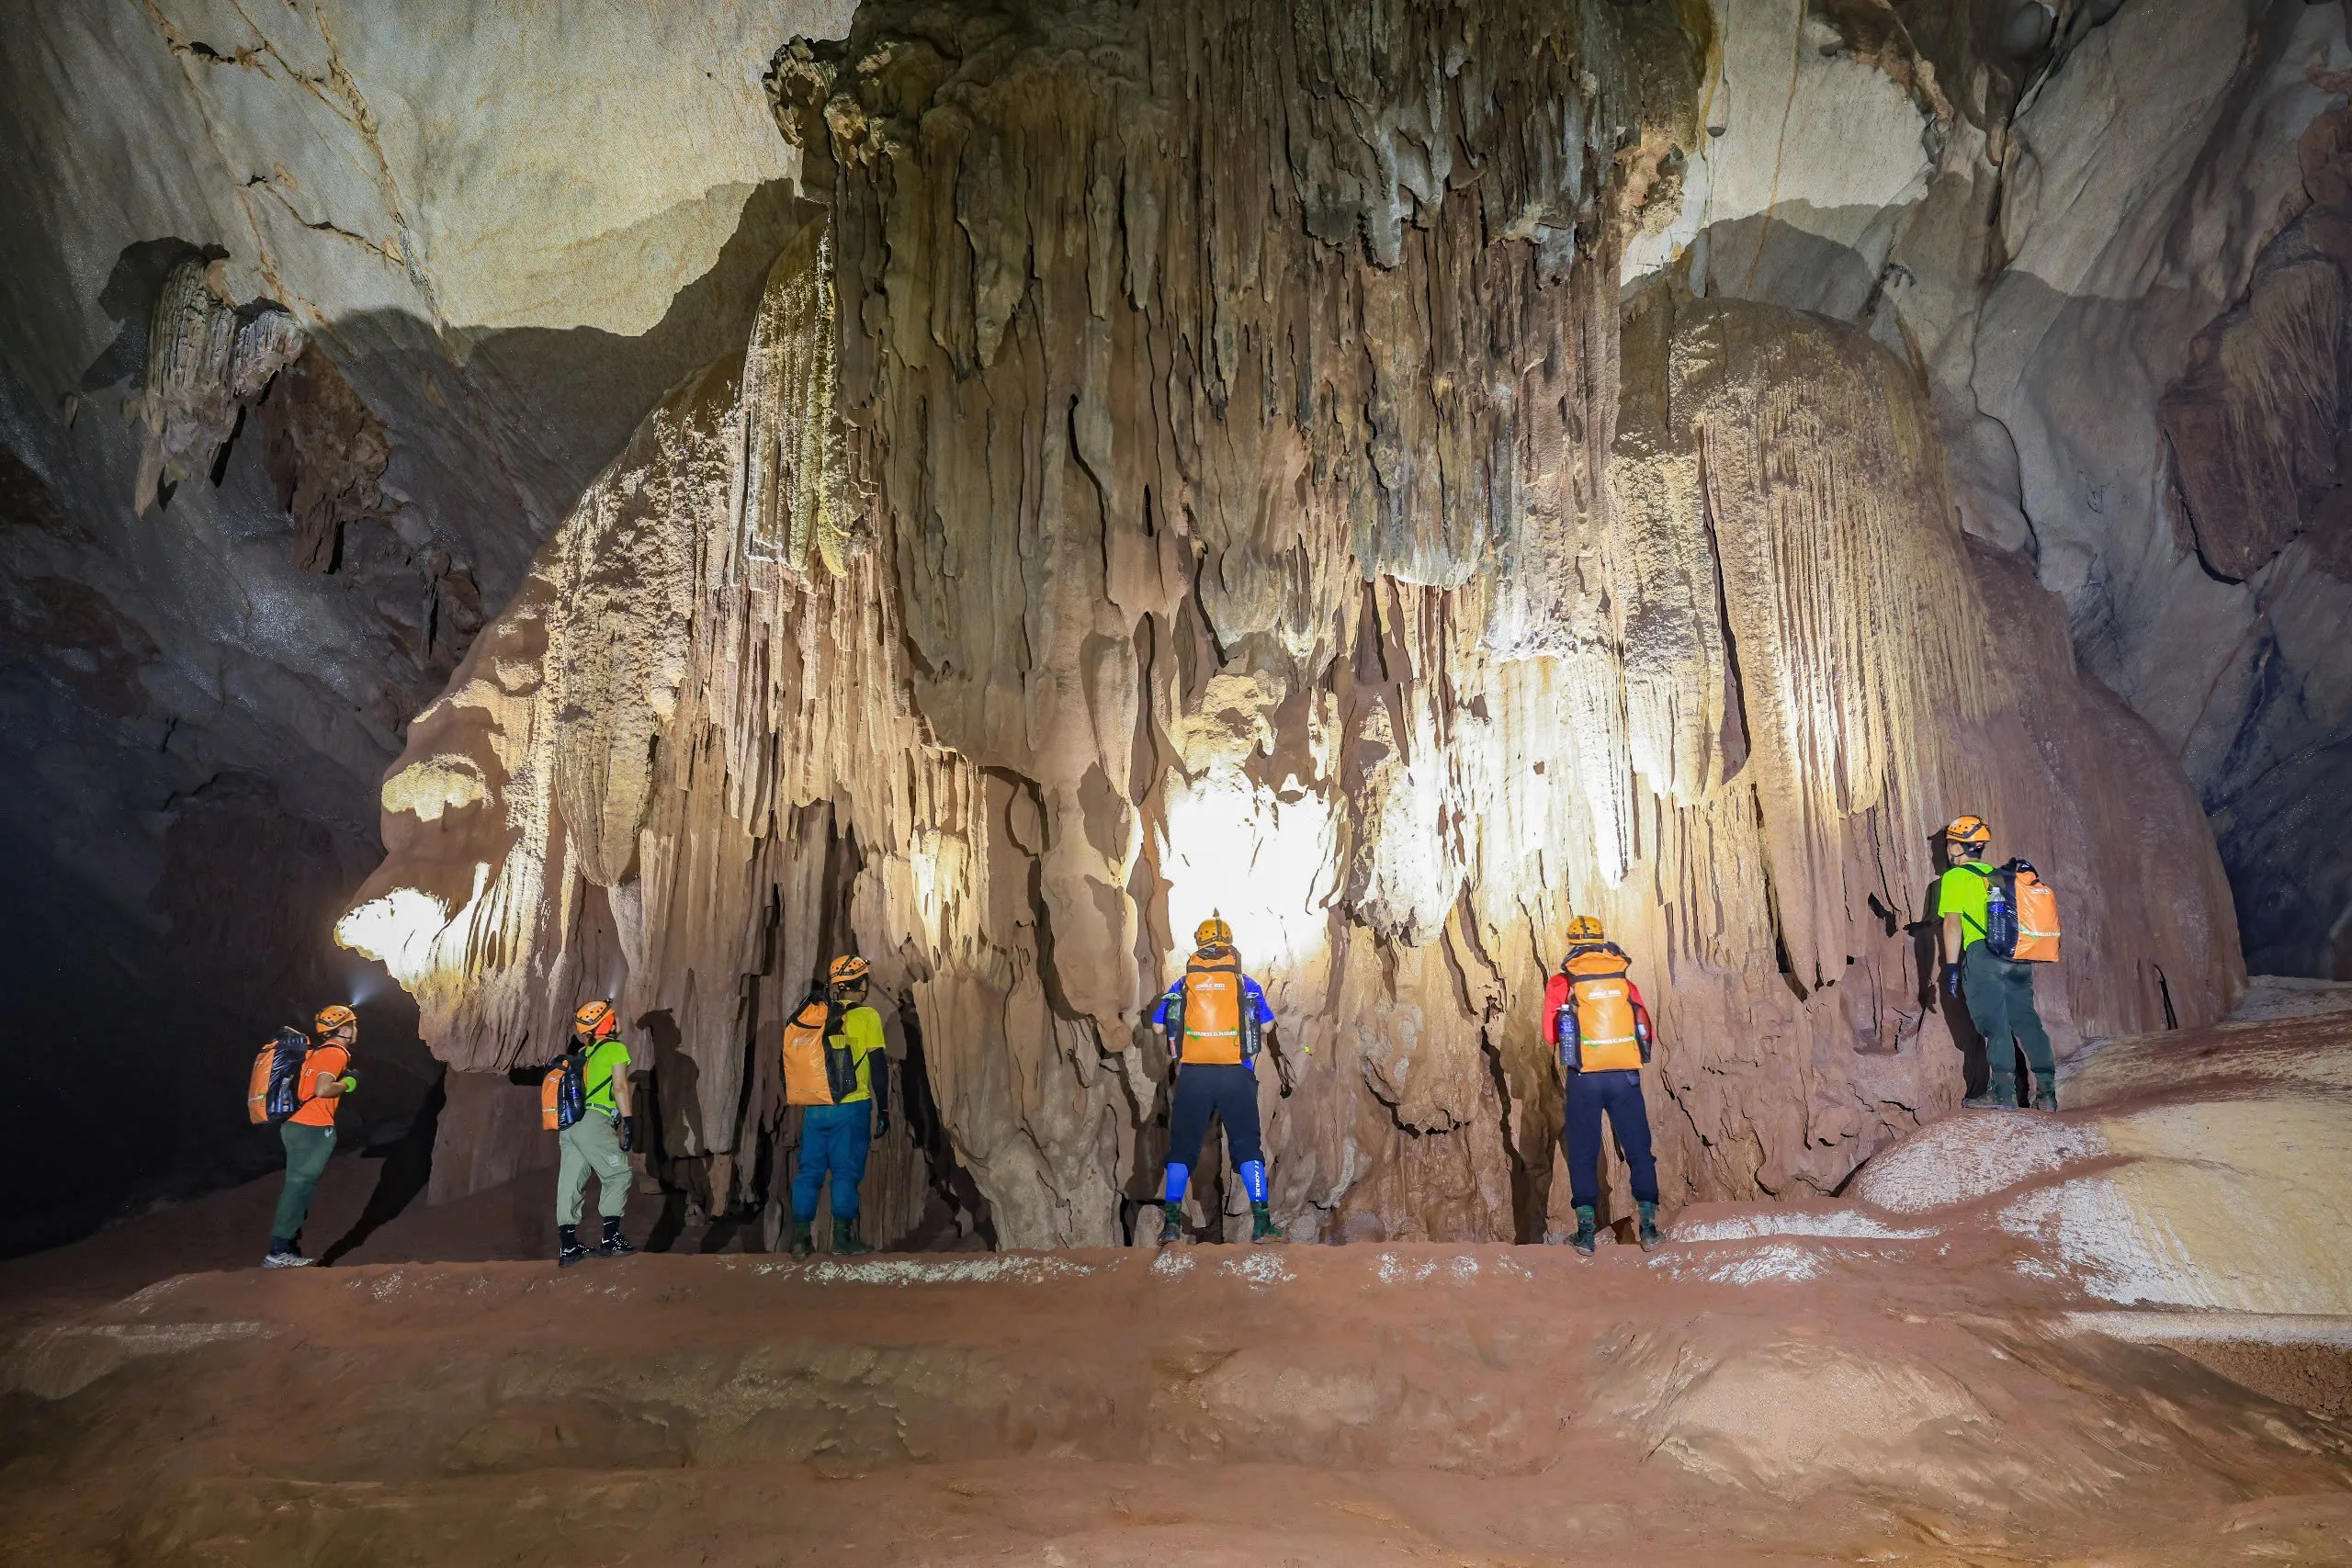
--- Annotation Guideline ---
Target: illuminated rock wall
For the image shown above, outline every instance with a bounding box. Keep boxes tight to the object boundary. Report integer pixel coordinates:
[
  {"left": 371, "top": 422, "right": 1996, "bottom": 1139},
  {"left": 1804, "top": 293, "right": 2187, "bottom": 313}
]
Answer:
[{"left": 343, "top": 0, "right": 2240, "bottom": 1246}]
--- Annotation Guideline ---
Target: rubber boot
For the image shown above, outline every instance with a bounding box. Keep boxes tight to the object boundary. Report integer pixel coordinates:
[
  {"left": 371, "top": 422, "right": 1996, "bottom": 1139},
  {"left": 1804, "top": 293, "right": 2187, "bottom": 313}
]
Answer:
[
  {"left": 1637, "top": 1201, "right": 1664, "bottom": 1251},
  {"left": 1158, "top": 1203, "right": 1184, "bottom": 1247},
  {"left": 832, "top": 1215, "right": 874, "bottom": 1257},
  {"left": 1250, "top": 1201, "right": 1284, "bottom": 1244},
  {"left": 2031, "top": 1081, "right": 2059, "bottom": 1112},
  {"left": 1570, "top": 1205, "right": 1598, "bottom": 1258},
  {"left": 594, "top": 1216, "right": 636, "bottom": 1258},
  {"left": 787, "top": 1217, "right": 813, "bottom": 1259},
  {"left": 557, "top": 1224, "right": 588, "bottom": 1269}
]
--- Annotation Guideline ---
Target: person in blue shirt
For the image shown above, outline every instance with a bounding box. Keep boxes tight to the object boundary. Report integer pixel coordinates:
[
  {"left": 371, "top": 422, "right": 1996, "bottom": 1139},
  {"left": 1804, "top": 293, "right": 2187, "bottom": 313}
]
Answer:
[{"left": 1151, "top": 915, "right": 1287, "bottom": 1245}]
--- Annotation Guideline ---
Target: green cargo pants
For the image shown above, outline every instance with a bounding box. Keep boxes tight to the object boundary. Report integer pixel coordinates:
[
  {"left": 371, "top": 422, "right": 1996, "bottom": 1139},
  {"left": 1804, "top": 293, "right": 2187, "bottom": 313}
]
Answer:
[
  {"left": 557, "top": 1109, "right": 631, "bottom": 1226},
  {"left": 1962, "top": 940, "right": 2054, "bottom": 1100},
  {"left": 271, "top": 1122, "right": 336, "bottom": 1243}
]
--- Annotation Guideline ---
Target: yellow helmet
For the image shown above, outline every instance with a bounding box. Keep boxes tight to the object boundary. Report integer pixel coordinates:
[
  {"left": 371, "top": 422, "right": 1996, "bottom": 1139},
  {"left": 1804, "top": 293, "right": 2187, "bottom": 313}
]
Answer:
[
  {"left": 1944, "top": 814, "right": 1992, "bottom": 849},
  {"left": 1194, "top": 913, "right": 1234, "bottom": 948},
  {"left": 1566, "top": 915, "right": 1605, "bottom": 942},
  {"left": 574, "top": 998, "right": 617, "bottom": 1039},
  {"left": 828, "top": 954, "right": 871, "bottom": 988},
  {"left": 314, "top": 1004, "right": 356, "bottom": 1035}
]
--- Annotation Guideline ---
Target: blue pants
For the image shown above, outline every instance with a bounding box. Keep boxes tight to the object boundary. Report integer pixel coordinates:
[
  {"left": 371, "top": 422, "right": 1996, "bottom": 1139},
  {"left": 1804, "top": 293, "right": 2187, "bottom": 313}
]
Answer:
[
  {"left": 792, "top": 1101, "right": 872, "bottom": 1221},
  {"left": 1565, "top": 1069, "right": 1658, "bottom": 1210}
]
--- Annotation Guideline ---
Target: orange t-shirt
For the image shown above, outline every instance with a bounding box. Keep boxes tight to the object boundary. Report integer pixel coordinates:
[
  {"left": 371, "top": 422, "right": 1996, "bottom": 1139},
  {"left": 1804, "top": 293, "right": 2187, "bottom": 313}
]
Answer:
[{"left": 289, "top": 1044, "right": 349, "bottom": 1128}]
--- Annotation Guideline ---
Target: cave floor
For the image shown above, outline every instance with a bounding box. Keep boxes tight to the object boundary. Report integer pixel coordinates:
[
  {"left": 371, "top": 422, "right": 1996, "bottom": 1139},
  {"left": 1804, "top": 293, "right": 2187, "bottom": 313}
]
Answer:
[{"left": 4, "top": 1188, "right": 2349, "bottom": 1568}]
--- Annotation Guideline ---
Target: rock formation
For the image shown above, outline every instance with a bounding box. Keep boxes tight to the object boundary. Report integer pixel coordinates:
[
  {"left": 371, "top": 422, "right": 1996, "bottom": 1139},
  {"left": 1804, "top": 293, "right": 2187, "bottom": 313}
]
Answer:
[
  {"left": 343, "top": 0, "right": 2237, "bottom": 1247},
  {"left": 7, "top": 0, "right": 2351, "bottom": 1254}
]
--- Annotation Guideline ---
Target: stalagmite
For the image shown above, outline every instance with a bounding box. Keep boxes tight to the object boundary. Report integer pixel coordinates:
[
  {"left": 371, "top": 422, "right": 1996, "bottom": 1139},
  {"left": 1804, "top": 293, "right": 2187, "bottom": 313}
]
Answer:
[{"left": 343, "top": 0, "right": 2240, "bottom": 1247}]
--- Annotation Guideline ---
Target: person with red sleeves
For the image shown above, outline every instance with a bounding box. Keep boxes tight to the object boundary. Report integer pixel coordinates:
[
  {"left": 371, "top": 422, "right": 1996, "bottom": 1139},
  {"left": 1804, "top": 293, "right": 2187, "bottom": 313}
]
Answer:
[{"left": 1545, "top": 916, "right": 1663, "bottom": 1256}]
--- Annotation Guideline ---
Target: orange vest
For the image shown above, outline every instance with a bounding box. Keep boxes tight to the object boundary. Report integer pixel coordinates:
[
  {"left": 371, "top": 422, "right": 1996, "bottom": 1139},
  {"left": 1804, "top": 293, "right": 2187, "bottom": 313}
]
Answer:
[
  {"left": 1176, "top": 947, "right": 1246, "bottom": 1066},
  {"left": 1563, "top": 946, "right": 1642, "bottom": 1073}
]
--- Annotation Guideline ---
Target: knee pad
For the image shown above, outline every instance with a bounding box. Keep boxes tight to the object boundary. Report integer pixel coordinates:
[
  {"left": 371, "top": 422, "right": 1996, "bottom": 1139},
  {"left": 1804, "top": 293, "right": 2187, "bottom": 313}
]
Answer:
[
  {"left": 1238, "top": 1159, "right": 1268, "bottom": 1203},
  {"left": 1163, "top": 1162, "right": 1190, "bottom": 1204}
]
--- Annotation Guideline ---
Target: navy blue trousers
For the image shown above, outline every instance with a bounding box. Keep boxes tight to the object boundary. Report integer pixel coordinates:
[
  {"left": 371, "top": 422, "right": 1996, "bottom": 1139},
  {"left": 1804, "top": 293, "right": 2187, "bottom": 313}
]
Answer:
[
  {"left": 1565, "top": 1068, "right": 1658, "bottom": 1210},
  {"left": 1167, "top": 1062, "right": 1263, "bottom": 1173}
]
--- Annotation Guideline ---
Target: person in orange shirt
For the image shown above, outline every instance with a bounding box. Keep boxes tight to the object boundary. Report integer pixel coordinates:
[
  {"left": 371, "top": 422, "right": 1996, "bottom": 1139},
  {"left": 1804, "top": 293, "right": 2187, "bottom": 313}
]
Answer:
[{"left": 262, "top": 1005, "right": 359, "bottom": 1269}]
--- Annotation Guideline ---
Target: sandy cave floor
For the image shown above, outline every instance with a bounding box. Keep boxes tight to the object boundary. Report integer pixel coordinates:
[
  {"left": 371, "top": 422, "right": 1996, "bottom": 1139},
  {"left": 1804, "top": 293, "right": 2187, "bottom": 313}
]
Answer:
[{"left": 4, "top": 1146, "right": 2351, "bottom": 1567}]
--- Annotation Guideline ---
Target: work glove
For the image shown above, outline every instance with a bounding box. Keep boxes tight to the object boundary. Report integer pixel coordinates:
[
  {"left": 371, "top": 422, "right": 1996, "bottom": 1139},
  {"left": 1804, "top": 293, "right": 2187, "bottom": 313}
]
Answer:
[
  {"left": 338, "top": 1075, "right": 358, "bottom": 1095},
  {"left": 873, "top": 1110, "right": 890, "bottom": 1141},
  {"left": 617, "top": 1115, "right": 636, "bottom": 1153},
  {"left": 1942, "top": 964, "right": 1962, "bottom": 1002}
]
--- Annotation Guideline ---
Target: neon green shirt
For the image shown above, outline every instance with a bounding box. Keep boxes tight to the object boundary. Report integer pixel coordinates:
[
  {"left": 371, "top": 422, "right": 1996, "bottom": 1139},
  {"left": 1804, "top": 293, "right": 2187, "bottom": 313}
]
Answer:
[
  {"left": 830, "top": 1007, "right": 888, "bottom": 1103},
  {"left": 1935, "top": 861, "right": 1995, "bottom": 947},
  {"left": 582, "top": 1039, "right": 632, "bottom": 1111}
]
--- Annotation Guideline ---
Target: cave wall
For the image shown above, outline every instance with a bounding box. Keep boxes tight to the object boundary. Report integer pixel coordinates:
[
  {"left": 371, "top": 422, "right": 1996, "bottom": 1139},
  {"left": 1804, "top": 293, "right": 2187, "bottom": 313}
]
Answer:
[
  {"left": 344, "top": 0, "right": 2237, "bottom": 1247},
  {"left": 1627, "top": 0, "right": 2352, "bottom": 978}
]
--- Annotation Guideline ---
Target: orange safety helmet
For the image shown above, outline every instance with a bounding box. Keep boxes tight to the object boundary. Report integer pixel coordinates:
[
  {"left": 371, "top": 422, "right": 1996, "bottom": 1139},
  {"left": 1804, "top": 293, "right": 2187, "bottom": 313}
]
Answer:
[
  {"left": 574, "top": 998, "right": 618, "bottom": 1040},
  {"left": 1944, "top": 815, "right": 1992, "bottom": 852},
  {"left": 1565, "top": 915, "right": 1605, "bottom": 943},
  {"left": 314, "top": 1004, "right": 357, "bottom": 1036},
  {"left": 1194, "top": 913, "right": 1234, "bottom": 949},
  {"left": 828, "top": 954, "right": 871, "bottom": 989}
]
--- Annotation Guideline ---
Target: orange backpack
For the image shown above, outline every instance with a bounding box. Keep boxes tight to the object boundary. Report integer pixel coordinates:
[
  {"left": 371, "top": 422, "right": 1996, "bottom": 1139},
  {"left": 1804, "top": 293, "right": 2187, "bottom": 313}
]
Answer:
[
  {"left": 247, "top": 1028, "right": 312, "bottom": 1124},
  {"left": 540, "top": 1051, "right": 586, "bottom": 1130},
  {"left": 1558, "top": 944, "right": 1645, "bottom": 1073},
  {"left": 1997, "top": 860, "right": 2062, "bottom": 963},
  {"left": 1171, "top": 946, "right": 1256, "bottom": 1066},
  {"left": 782, "top": 993, "right": 858, "bottom": 1106}
]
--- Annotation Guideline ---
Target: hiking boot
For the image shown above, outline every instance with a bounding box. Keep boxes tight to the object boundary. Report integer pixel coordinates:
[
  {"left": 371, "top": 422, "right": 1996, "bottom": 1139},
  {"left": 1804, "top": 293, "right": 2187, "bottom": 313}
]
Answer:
[
  {"left": 1980, "top": 1076, "right": 2020, "bottom": 1110},
  {"left": 832, "top": 1216, "right": 875, "bottom": 1257},
  {"left": 594, "top": 1218, "right": 636, "bottom": 1258},
  {"left": 557, "top": 1224, "right": 589, "bottom": 1269},
  {"left": 1637, "top": 1201, "right": 1664, "bottom": 1252},
  {"left": 1961, "top": 1091, "right": 2001, "bottom": 1109},
  {"left": 1250, "top": 1201, "right": 1284, "bottom": 1244},
  {"left": 2031, "top": 1083, "right": 2059, "bottom": 1112},
  {"left": 786, "top": 1218, "right": 814, "bottom": 1259},
  {"left": 1159, "top": 1203, "right": 1185, "bottom": 1247},
  {"left": 1570, "top": 1205, "right": 1598, "bottom": 1258}
]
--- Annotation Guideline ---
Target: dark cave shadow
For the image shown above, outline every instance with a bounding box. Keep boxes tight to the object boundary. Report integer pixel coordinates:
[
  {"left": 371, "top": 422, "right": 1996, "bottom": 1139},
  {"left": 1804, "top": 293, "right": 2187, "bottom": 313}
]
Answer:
[
  {"left": 322, "top": 1066, "right": 446, "bottom": 1265},
  {"left": 307, "top": 179, "right": 823, "bottom": 600},
  {"left": 76, "top": 237, "right": 226, "bottom": 395}
]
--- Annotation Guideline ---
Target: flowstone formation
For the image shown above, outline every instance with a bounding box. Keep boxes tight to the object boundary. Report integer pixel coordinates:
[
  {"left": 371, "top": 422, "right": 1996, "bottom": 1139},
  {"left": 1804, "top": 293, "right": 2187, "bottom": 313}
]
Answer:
[{"left": 344, "top": 0, "right": 2238, "bottom": 1247}]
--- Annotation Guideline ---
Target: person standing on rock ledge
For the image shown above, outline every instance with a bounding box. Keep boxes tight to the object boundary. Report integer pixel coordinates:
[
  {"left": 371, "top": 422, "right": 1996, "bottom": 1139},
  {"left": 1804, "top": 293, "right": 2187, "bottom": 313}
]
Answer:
[
  {"left": 262, "top": 1005, "right": 359, "bottom": 1269},
  {"left": 780, "top": 955, "right": 891, "bottom": 1259},
  {"left": 1152, "top": 915, "right": 1287, "bottom": 1247},
  {"left": 1935, "top": 815, "right": 2059, "bottom": 1111},
  {"left": 552, "top": 998, "right": 638, "bottom": 1268},
  {"left": 1547, "top": 918, "right": 1664, "bottom": 1256}
]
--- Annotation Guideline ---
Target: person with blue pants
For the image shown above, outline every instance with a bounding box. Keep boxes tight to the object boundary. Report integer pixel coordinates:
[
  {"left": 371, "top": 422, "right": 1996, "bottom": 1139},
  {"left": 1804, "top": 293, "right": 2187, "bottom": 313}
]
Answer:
[{"left": 786, "top": 955, "right": 890, "bottom": 1257}]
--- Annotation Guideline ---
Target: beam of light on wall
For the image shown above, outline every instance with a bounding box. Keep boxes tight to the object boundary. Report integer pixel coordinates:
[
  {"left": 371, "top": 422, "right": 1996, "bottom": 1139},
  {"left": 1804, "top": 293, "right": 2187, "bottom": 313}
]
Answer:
[
  {"left": 1159, "top": 769, "right": 1337, "bottom": 992},
  {"left": 334, "top": 882, "right": 461, "bottom": 987}
]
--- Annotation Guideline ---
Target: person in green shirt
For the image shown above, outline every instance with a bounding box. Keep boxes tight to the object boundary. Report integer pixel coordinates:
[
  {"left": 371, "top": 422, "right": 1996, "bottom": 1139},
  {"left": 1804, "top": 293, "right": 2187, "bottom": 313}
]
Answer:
[
  {"left": 554, "top": 998, "right": 638, "bottom": 1267},
  {"left": 786, "top": 955, "right": 891, "bottom": 1258},
  {"left": 1934, "top": 814, "right": 2056, "bottom": 1111}
]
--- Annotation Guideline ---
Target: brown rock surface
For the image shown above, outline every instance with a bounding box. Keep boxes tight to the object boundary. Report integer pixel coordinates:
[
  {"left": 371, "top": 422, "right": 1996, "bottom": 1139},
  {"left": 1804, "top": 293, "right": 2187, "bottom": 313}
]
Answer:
[{"left": 339, "top": 0, "right": 2240, "bottom": 1247}]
